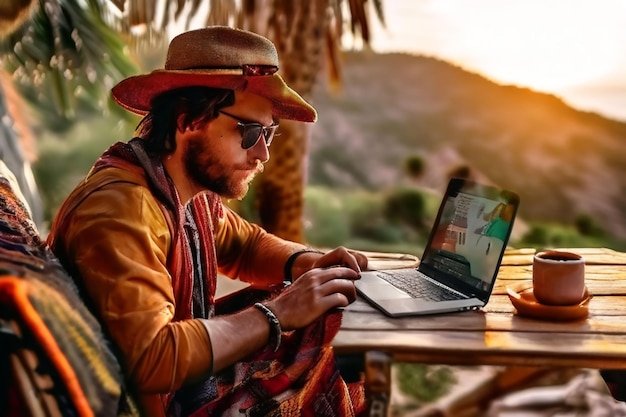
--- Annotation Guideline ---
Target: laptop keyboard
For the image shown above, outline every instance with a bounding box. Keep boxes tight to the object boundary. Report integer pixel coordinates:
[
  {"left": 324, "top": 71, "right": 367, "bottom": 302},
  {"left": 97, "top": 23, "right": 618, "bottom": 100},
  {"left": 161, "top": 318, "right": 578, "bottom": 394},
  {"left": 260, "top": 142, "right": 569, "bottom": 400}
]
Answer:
[{"left": 376, "top": 269, "right": 467, "bottom": 302}]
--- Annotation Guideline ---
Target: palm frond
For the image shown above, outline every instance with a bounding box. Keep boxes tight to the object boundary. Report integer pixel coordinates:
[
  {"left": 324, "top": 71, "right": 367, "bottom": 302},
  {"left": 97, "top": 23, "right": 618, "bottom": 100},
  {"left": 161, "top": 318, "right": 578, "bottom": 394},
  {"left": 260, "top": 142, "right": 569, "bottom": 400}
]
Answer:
[
  {"left": 0, "top": 0, "right": 385, "bottom": 129},
  {"left": 0, "top": 0, "right": 138, "bottom": 130},
  {"left": 104, "top": 0, "right": 385, "bottom": 85},
  {"left": 371, "top": 0, "right": 386, "bottom": 29}
]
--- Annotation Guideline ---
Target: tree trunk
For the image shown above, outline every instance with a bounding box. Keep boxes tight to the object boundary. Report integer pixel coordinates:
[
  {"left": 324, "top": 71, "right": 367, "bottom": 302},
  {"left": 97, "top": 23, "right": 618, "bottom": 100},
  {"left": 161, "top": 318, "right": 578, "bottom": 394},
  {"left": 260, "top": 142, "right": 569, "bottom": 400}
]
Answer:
[{"left": 254, "top": 0, "right": 329, "bottom": 242}]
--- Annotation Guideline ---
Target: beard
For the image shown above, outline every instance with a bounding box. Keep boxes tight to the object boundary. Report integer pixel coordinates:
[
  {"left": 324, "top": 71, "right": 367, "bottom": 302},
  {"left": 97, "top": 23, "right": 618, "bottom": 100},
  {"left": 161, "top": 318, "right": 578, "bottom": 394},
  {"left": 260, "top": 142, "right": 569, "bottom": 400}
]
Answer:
[{"left": 183, "top": 135, "right": 263, "bottom": 200}]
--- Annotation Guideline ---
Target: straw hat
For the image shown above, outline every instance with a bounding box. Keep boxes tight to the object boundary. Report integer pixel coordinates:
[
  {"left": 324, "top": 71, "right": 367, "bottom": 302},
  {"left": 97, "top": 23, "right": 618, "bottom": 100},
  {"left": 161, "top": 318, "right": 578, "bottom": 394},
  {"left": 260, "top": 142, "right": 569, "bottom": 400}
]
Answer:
[{"left": 111, "top": 26, "right": 317, "bottom": 122}]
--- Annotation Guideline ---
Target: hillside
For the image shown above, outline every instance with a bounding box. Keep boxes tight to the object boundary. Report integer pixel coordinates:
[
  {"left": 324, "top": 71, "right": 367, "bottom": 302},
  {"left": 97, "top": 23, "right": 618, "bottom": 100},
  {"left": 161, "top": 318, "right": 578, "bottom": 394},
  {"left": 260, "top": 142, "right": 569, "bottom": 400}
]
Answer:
[{"left": 308, "top": 51, "right": 626, "bottom": 239}]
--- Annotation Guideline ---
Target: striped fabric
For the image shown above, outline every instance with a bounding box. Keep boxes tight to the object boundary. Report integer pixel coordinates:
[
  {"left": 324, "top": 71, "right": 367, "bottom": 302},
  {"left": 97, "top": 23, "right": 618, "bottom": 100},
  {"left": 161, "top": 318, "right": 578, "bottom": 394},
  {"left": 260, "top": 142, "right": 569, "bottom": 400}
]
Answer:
[{"left": 0, "top": 176, "right": 139, "bottom": 416}]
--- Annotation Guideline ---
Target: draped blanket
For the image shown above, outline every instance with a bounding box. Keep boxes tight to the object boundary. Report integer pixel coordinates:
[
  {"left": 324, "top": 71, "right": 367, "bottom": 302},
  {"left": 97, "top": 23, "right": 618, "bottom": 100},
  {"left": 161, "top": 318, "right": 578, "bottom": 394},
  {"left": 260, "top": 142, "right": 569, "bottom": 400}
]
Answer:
[
  {"left": 186, "top": 312, "right": 365, "bottom": 417},
  {"left": 91, "top": 139, "right": 365, "bottom": 417},
  {"left": 0, "top": 176, "right": 138, "bottom": 416}
]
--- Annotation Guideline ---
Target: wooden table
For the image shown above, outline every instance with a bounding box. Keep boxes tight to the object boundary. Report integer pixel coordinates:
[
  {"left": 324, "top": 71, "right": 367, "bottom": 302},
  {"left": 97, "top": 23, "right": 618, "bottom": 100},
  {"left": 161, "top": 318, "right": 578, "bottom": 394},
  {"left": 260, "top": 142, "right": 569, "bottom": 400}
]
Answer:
[{"left": 335, "top": 247, "right": 626, "bottom": 415}]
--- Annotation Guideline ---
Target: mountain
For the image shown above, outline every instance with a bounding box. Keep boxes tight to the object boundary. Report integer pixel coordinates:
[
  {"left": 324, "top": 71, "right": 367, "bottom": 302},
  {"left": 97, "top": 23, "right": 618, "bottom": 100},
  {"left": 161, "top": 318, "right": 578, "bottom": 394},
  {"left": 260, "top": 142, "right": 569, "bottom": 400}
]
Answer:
[{"left": 308, "top": 51, "right": 626, "bottom": 239}]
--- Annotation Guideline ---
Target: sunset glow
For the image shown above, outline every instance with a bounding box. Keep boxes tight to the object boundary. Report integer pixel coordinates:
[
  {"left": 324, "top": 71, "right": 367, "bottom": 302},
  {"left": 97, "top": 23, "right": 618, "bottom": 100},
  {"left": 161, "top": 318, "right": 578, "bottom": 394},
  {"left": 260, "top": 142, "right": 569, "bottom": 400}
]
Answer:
[{"left": 353, "top": 0, "right": 626, "bottom": 120}]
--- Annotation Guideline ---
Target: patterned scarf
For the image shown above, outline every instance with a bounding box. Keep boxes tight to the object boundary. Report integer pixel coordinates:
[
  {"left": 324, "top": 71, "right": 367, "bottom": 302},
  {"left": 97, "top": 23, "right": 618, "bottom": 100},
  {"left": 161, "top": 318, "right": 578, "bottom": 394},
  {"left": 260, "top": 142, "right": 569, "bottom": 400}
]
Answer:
[
  {"left": 92, "top": 138, "right": 221, "bottom": 322},
  {"left": 81, "top": 139, "right": 364, "bottom": 417}
]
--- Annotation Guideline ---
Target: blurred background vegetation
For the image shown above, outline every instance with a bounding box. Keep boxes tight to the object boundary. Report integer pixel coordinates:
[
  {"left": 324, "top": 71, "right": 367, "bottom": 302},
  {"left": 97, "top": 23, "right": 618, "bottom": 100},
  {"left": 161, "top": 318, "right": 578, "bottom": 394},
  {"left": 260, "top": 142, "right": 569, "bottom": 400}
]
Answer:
[
  {"left": 30, "top": 50, "right": 626, "bottom": 256},
  {"left": 33, "top": 102, "right": 626, "bottom": 258},
  {"left": 2, "top": 0, "right": 624, "bottom": 255}
]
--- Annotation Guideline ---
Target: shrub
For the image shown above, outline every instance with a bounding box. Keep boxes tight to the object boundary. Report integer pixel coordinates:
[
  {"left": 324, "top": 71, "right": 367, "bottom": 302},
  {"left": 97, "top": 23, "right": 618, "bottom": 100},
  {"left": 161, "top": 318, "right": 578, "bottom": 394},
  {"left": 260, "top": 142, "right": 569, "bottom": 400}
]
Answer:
[
  {"left": 404, "top": 155, "right": 425, "bottom": 179},
  {"left": 574, "top": 214, "right": 605, "bottom": 237},
  {"left": 383, "top": 187, "right": 427, "bottom": 231},
  {"left": 304, "top": 187, "right": 351, "bottom": 247},
  {"left": 396, "top": 363, "right": 456, "bottom": 403}
]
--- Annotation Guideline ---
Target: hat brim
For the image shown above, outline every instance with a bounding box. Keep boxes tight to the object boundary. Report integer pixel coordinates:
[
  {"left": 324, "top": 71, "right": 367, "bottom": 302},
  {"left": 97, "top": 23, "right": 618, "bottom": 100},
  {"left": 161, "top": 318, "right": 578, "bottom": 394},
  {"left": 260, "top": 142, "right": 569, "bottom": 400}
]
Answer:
[{"left": 111, "top": 71, "right": 317, "bottom": 123}]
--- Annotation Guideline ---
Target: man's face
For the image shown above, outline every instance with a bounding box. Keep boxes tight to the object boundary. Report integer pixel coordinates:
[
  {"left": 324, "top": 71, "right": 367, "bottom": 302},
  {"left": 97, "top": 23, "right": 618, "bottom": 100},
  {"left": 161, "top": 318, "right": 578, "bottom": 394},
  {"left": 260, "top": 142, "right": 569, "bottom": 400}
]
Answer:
[{"left": 182, "top": 91, "right": 274, "bottom": 200}]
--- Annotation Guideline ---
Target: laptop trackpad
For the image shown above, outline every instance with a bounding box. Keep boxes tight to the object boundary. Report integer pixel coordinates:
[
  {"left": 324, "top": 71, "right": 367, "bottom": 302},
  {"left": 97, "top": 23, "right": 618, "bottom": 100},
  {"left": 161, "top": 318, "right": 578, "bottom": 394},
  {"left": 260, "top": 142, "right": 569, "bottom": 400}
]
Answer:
[{"left": 355, "top": 273, "right": 409, "bottom": 299}]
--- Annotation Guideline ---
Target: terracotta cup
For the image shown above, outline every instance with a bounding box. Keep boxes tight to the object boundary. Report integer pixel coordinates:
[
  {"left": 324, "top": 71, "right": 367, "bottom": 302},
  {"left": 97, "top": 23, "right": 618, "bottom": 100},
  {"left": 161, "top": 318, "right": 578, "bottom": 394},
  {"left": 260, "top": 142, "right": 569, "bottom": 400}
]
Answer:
[{"left": 532, "top": 250, "right": 585, "bottom": 306}]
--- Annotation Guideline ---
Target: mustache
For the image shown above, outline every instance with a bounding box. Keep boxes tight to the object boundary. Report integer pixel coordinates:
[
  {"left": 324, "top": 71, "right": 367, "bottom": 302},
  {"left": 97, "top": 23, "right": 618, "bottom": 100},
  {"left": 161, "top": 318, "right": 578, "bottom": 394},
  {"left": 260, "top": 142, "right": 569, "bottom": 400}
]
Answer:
[{"left": 237, "top": 160, "right": 264, "bottom": 175}]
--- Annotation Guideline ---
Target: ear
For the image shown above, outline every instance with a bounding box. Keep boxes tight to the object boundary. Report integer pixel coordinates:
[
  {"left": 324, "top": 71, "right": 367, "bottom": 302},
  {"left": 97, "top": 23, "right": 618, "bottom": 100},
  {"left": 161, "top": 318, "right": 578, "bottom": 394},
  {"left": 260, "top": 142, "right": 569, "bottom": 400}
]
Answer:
[
  {"left": 176, "top": 114, "right": 188, "bottom": 133},
  {"left": 178, "top": 115, "right": 207, "bottom": 133}
]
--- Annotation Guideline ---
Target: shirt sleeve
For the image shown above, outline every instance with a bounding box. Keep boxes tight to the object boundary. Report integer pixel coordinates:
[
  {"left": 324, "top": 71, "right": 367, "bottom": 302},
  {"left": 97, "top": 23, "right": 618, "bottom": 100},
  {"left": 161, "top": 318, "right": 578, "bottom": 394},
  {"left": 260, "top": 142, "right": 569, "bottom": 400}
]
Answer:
[
  {"left": 60, "top": 182, "right": 214, "bottom": 392},
  {"left": 215, "top": 205, "right": 304, "bottom": 287}
]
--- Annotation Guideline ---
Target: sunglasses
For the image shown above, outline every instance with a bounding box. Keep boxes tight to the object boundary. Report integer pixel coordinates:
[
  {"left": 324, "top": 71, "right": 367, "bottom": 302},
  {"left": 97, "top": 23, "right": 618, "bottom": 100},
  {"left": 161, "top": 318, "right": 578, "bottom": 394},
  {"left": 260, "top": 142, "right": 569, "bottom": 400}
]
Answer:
[{"left": 219, "top": 110, "right": 279, "bottom": 149}]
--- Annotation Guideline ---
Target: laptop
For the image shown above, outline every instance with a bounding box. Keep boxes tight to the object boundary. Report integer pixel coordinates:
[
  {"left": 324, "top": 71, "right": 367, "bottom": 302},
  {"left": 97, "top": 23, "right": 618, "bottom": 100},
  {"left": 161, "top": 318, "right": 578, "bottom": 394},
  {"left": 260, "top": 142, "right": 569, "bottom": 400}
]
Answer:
[{"left": 355, "top": 177, "right": 520, "bottom": 317}]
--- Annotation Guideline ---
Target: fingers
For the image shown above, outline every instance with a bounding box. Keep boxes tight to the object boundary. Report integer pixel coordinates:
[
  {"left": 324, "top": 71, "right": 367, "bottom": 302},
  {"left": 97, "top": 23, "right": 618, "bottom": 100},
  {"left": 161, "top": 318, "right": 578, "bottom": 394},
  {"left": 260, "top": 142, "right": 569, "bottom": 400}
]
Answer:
[
  {"left": 341, "top": 254, "right": 362, "bottom": 274},
  {"left": 294, "top": 277, "right": 356, "bottom": 316},
  {"left": 309, "top": 270, "right": 358, "bottom": 308},
  {"left": 313, "top": 246, "right": 367, "bottom": 274},
  {"left": 321, "top": 278, "right": 357, "bottom": 306},
  {"left": 269, "top": 267, "right": 358, "bottom": 330},
  {"left": 349, "top": 250, "right": 369, "bottom": 272},
  {"left": 311, "top": 265, "right": 360, "bottom": 283}
]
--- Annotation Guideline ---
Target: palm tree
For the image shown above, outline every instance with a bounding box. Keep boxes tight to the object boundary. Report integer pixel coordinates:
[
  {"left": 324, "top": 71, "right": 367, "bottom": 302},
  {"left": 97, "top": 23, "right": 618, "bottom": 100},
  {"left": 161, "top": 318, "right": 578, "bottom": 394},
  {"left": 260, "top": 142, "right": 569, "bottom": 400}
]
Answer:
[{"left": 1, "top": 0, "right": 385, "bottom": 242}]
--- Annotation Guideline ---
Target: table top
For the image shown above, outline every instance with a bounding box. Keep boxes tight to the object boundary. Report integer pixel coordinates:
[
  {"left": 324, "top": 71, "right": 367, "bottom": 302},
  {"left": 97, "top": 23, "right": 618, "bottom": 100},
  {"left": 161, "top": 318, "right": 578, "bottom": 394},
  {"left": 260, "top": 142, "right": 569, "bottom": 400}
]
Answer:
[{"left": 334, "top": 247, "right": 626, "bottom": 369}]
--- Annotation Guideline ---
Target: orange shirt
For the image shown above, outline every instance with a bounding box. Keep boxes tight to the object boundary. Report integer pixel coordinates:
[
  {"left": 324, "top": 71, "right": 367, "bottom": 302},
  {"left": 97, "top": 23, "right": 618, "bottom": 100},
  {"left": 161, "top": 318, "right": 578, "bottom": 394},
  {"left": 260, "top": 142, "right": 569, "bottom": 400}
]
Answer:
[{"left": 48, "top": 167, "right": 302, "bottom": 412}]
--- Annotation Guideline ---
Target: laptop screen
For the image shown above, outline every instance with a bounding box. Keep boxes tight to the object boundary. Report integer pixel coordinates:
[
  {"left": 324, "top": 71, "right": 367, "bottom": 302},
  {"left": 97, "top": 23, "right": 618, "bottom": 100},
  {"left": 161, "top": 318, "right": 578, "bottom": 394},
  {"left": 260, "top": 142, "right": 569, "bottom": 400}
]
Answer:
[{"left": 419, "top": 178, "right": 520, "bottom": 300}]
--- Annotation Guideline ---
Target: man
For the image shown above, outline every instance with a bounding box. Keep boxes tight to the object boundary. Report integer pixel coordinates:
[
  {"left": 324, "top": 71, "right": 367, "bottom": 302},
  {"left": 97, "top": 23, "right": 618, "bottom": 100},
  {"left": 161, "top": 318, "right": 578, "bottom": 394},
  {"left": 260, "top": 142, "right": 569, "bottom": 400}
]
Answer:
[{"left": 47, "top": 26, "right": 368, "bottom": 417}]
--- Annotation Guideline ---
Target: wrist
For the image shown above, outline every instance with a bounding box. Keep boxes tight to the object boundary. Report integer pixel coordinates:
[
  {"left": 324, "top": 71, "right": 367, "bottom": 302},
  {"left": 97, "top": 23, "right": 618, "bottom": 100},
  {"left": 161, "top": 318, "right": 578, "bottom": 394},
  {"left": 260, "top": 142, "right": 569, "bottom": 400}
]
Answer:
[
  {"left": 284, "top": 248, "right": 324, "bottom": 282},
  {"left": 253, "top": 302, "right": 282, "bottom": 352}
]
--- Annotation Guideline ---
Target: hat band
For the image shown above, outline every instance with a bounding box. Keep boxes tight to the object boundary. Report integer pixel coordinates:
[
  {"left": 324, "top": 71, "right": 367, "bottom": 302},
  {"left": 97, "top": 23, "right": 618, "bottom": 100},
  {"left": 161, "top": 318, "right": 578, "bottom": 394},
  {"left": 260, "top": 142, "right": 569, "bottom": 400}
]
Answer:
[
  {"left": 242, "top": 64, "right": 278, "bottom": 76},
  {"left": 167, "top": 65, "right": 278, "bottom": 76}
]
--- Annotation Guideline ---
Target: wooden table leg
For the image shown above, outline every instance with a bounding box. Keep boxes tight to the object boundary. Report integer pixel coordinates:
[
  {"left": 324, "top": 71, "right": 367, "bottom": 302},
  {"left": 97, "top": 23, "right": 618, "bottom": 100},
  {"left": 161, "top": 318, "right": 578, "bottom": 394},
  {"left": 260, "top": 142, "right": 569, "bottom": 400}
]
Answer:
[{"left": 364, "top": 351, "right": 392, "bottom": 417}]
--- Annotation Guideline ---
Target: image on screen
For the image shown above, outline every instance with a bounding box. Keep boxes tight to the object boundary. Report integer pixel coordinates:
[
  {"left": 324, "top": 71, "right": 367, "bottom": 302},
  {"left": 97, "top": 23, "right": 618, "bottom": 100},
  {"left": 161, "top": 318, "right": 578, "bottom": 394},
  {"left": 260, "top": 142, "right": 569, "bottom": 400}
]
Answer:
[{"left": 423, "top": 182, "right": 517, "bottom": 292}]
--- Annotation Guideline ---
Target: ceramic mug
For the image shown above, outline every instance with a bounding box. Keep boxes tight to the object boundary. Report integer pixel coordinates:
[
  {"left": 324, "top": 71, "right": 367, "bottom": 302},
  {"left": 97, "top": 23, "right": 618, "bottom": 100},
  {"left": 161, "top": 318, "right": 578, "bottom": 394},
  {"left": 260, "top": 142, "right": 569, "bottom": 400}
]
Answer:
[{"left": 532, "top": 250, "right": 585, "bottom": 306}]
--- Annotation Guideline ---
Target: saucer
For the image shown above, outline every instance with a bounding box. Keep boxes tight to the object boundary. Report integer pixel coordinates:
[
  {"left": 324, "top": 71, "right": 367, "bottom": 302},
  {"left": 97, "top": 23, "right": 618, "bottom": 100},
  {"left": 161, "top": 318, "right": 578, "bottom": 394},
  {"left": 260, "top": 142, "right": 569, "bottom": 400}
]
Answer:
[{"left": 506, "top": 282, "right": 592, "bottom": 321}]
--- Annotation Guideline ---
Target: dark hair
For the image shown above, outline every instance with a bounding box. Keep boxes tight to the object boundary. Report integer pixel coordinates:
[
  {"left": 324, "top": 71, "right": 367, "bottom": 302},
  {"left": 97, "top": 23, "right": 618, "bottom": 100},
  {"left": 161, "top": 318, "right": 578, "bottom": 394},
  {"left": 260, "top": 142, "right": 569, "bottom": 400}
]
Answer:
[{"left": 136, "top": 87, "right": 236, "bottom": 156}]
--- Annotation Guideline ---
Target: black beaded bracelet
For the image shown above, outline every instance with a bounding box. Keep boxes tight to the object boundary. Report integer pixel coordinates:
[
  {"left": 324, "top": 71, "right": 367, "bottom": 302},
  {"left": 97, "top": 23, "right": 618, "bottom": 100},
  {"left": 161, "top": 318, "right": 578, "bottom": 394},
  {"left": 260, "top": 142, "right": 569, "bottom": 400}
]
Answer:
[
  {"left": 254, "top": 302, "right": 282, "bottom": 352},
  {"left": 284, "top": 248, "right": 324, "bottom": 282}
]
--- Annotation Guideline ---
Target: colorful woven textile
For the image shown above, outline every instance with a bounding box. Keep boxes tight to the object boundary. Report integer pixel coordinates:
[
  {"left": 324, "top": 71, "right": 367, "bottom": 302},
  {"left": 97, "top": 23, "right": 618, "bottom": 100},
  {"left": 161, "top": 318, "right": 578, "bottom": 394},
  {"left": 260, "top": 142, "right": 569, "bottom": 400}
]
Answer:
[
  {"left": 0, "top": 176, "right": 138, "bottom": 416},
  {"left": 184, "top": 311, "right": 365, "bottom": 417}
]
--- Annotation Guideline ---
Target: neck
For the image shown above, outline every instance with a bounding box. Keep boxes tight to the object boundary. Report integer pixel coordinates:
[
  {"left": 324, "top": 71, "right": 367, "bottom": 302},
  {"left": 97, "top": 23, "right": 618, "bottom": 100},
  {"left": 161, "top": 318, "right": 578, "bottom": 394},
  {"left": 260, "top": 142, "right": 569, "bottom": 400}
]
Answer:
[{"left": 162, "top": 153, "right": 199, "bottom": 204}]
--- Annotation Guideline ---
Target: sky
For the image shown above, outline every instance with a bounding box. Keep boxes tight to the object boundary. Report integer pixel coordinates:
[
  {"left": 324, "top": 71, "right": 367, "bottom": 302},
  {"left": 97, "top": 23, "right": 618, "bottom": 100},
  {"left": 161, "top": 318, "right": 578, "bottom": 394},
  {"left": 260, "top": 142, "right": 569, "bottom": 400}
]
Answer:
[{"left": 352, "top": 0, "right": 626, "bottom": 122}]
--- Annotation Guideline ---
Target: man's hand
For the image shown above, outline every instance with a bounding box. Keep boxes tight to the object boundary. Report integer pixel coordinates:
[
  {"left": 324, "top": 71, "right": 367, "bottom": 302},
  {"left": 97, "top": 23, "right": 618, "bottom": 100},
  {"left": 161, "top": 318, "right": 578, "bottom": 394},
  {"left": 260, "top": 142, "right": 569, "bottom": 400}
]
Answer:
[
  {"left": 268, "top": 246, "right": 369, "bottom": 331},
  {"left": 289, "top": 246, "right": 368, "bottom": 283},
  {"left": 311, "top": 246, "right": 368, "bottom": 274},
  {"left": 207, "top": 246, "right": 368, "bottom": 372},
  {"left": 266, "top": 265, "right": 360, "bottom": 331}
]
